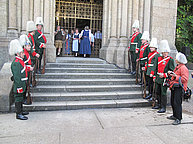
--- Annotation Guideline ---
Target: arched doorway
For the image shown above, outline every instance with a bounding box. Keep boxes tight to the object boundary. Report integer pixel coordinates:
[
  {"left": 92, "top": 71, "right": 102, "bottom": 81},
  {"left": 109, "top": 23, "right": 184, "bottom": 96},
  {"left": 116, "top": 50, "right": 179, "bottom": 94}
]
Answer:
[{"left": 55, "top": 0, "right": 103, "bottom": 57}]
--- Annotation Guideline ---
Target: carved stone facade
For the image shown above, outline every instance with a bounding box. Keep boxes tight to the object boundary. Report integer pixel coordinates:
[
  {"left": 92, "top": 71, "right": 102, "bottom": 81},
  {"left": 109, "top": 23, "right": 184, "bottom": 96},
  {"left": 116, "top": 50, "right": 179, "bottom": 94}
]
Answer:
[
  {"left": 0, "top": 0, "right": 178, "bottom": 69},
  {"left": 0, "top": 0, "right": 178, "bottom": 112}
]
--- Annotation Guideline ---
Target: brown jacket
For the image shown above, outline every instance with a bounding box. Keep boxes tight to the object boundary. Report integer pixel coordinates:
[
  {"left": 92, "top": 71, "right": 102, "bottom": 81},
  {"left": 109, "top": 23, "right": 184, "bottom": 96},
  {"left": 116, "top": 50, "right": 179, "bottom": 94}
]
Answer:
[{"left": 169, "top": 64, "right": 189, "bottom": 91}]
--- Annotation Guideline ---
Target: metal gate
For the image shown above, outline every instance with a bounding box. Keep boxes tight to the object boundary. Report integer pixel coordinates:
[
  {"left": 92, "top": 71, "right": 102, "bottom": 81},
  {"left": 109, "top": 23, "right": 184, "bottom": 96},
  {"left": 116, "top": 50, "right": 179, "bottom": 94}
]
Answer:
[{"left": 55, "top": 0, "right": 103, "bottom": 57}]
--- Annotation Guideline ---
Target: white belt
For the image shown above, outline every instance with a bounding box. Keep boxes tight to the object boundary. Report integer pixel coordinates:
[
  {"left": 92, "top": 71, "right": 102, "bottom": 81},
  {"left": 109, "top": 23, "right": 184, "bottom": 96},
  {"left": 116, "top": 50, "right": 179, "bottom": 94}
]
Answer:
[
  {"left": 21, "top": 78, "right": 28, "bottom": 81},
  {"left": 148, "top": 64, "right": 154, "bottom": 67},
  {"left": 131, "top": 43, "right": 138, "bottom": 45},
  {"left": 38, "top": 33, "right": 43, "bottom": 39},
  {"left": 140, "top": 57, "right": 147, "bottom": 60}
]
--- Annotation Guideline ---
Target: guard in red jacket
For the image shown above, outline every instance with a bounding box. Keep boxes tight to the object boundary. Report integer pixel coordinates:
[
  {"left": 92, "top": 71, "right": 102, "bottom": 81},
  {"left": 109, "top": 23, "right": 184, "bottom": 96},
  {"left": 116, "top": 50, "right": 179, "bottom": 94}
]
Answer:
[
  {"left": 143, "top": 38, "right": 160, "bottom": 100},
  {"left": 19, "top": 35, "right": 34, "bottom": 104},
  {"left": 152, "top": 40, "right": 175, "bottom": 113}
]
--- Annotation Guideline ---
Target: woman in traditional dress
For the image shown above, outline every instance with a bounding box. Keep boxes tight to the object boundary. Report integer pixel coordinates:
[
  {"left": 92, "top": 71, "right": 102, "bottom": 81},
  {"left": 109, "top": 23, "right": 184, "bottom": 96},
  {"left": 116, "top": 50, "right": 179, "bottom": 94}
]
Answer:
[
  {"left": 79, "top": 26, "right": 91, "bottom": 58},
  {"left": 72, "top": 28, "right": 80, "bottom": 57},
  {"left": 64, "top": 29, "right": 71, "bottom": 55}
]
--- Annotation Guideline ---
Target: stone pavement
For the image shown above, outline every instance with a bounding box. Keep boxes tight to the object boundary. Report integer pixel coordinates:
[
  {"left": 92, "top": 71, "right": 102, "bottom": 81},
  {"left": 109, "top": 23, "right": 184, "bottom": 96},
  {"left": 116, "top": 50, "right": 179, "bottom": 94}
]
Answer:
[
  {"left": 183, "top": 70, "right": 193, "bottom": 114},
  {"left": 0, "top": 107, "right": 193, "bottom": 144}
]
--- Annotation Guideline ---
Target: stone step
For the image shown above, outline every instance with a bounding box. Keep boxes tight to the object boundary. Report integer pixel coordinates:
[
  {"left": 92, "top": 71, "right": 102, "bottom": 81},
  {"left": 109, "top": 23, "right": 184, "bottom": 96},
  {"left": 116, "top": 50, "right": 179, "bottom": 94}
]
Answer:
[
  {"left": 37, "top": 73, "right": 134, "bottom": 79},
  {"left": 31, "top": 91, "right": 143, "bottom": 102},
  {"left": 56, "top": 57, "right": 106, "bottom": 64},
  {"left": 36, "top": 78, "right": 136, "bottom": 85},
  {"left": 46, "top": 63, "right": 117, "bottom": 68},
  {"left": 45, "top": 67, "right": 127, "bottom": 73},
  {"left": 32, "top": 85, "right": 141, "bottom": 93},
  {"left": 11, "top": 99, "right": 150, "bottom": 111}
]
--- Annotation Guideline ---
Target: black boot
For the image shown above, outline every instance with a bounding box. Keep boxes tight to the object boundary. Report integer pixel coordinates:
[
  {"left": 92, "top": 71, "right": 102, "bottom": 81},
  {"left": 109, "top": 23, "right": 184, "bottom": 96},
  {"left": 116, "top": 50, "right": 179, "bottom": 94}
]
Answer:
[
  {"left": 148, "top": 97, "right": 153, "bottom": 102},
  {"left": 15, "top": 102, "right": 28, "bottom": 120},
  {"left": 145, "top": 94, "right": 152, "bottom": 99},
  {"left": 157, "top": 107, "right": 166, "bottom": 113},
  {"left": 152, "top": 104, "right": 160, "bottom": 109}
]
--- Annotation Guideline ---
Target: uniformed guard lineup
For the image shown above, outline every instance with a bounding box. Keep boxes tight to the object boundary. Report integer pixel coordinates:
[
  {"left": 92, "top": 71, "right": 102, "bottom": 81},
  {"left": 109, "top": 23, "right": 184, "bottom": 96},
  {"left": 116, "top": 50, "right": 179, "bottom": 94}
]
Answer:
[
  {"left": 9, "top": 18, "right": 191, "bottom": 125},
  {"left": 10, "top": 17, "right": 47, "bottom": 120},
  {"left": 128, "top": 20, "right": 191, "bottom": 125}
]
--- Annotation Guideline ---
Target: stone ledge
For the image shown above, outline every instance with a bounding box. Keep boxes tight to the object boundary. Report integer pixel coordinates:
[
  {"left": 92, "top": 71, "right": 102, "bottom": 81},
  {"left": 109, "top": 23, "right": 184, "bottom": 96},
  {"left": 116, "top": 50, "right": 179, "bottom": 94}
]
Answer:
[{"left": 0, "top": 63, "right": 12, "bottom": 112}]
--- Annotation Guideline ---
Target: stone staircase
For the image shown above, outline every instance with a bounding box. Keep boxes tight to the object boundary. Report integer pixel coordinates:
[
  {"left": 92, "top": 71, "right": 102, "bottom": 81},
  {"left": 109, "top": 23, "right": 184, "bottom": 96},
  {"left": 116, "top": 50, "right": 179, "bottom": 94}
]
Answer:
[{"left": 13, "top": 57, "right": 150, "bottom": 111}]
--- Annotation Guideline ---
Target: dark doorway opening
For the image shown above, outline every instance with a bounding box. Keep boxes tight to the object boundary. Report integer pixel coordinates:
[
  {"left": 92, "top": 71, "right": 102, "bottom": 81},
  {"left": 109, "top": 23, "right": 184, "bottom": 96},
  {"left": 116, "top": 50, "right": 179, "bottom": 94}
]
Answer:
[{"left": 76, "top": 19, "right": 90, "bottom": 32}]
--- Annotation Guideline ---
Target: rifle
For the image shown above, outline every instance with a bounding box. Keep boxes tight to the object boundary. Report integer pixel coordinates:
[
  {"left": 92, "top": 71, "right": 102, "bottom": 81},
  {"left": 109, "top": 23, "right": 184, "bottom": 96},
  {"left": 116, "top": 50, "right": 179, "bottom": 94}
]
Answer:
[
  {"left": 135, "top": 60, "right": 140, "bottom": 84},
  {"left": 152, "top": 82, "right": 157, "bottom": 107},
  {"left": 128, "top": 50, "right": 131, "bottom": 73},
  {"left": 27, "top": 72, "right": 32, "bottom": 105},
  {"left": 32, "top": 58, "right": 38, "bottom": 87},
  {"left": 142, "top": 71, "right": 147, "bottom": 98},
  {"left": 41, "top": 48, "right": 46, "bottom": 74}
]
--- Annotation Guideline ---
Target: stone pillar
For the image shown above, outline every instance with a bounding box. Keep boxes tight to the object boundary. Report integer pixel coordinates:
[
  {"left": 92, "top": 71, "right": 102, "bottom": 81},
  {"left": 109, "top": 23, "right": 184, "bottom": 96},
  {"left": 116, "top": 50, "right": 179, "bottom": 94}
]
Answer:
[
  {"left": 132, "top": 0, "right": 139, "bottom": 24},
  {"left": 0, "top": 0, "right": 9, "bottom": 69},
  {"left": 139, "top": 0, "right": 144, "bottom": 31},
  {"left": 115, "top": 0, "right": 129, "bottom": 68},
  {"left": 105, "top": 0, "right": 118, "bottom": 64},
  {"left": 29, "top": 0, "right": 34, "bottom": 21},
  {"left": 44, "top": 0, "right": 56, "bottom": 63},
  {"left": 117, "top": 0, "right": 122, "bottom": 39},
  {"left": 127, "top": 0, "right": 133, "bottom": 38},
  {"left": 101, "top": 0, "right": 108, "bottom": 47},
  {"left": 0, "top": 0, "right": 8, "bottom": 37},
  {"left": 34, "top": 0, "right": 41, "bottom": 19},
  {"left": 44, "top": 0, "right": 50, "bottom": 34},
  {"left": 125, "top": 0, "right": 133, "bottom": 69},
  {"left": 21, "top": 0, "right": 30, "bottom": 33},
  {"left": 143, "top": 0, "right": 151, "bottom": 32},
  {"left": 16, "top": 0, "right": 22, "bottom": 34},
  {"left": 150, "top": 0, "right": 178, "bottom": 58},
  {"left": 99, "top": 0, "right": 110, "bottom": 60},
  {"left": 7, "top": 0, "right": 18, "bottom": 38}
]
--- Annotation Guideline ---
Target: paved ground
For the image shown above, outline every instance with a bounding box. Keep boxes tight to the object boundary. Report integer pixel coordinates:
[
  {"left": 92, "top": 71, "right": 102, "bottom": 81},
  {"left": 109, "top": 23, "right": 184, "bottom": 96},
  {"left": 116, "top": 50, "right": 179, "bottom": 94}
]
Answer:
[
  {"left": 183, "top": 70, "right": 193, "bottom": 114},
  {"left": 0, "top": 107, "right": 193, "bottom": 144}
]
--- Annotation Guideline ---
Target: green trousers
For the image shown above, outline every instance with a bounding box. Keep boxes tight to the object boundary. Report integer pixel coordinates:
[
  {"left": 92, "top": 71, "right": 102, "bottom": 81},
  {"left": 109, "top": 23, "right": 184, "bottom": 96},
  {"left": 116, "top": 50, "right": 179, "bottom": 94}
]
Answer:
[{"left": 14, "top": 93, "right": 24, "bottom": 103}]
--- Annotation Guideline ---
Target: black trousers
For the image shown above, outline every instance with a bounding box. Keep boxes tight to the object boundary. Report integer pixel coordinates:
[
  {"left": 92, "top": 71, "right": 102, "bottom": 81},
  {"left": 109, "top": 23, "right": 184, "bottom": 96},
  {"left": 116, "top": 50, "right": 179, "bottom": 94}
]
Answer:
[
  {"left": 156, "top": 83, "right": 168, "bottom": 108},
  {"left": 38, "top": 49, "right": 44, "bottom": 70},
  {"left": 147, "top": 76, "right": 153, "bottom": 95},
  {"left": 171, "top": 87, "right": 183, "bottom": 120},
  {"left": 130, "top": 51, "right": 136, "bottom": 72}
]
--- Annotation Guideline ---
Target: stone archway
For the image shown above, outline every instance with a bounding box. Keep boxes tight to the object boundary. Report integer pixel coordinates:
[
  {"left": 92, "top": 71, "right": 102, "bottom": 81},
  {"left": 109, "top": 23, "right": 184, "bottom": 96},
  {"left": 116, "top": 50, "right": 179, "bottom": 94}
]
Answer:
[{"left": 54, "top": 0, "right": 103, "bottom": 57}]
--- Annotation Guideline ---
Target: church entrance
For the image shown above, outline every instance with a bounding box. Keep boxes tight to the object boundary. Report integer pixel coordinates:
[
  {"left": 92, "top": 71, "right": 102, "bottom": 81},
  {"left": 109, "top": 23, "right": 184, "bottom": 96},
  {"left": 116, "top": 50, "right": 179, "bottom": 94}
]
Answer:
[{"left": 55, "top": 0, "right": 103, "bottom": 57}]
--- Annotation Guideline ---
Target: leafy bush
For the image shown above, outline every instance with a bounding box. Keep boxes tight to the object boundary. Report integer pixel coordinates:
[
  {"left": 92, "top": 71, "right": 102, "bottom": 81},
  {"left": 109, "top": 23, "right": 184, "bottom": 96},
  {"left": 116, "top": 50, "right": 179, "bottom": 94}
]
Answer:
[{"left": 176, "top": 0, "right": 193, "bottom": 62}]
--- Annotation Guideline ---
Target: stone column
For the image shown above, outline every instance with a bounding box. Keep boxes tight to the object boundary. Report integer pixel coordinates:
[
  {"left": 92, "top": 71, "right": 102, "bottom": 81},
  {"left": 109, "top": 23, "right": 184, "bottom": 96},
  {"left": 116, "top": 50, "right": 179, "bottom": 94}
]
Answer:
[
  {"left": 34, "top": 0, "right": 41, "bottom": 20},
  {"left": 132, "top": 0, "right": 139, "bottom": 24},
  {"left": 29, "top": 0, "right": 34, "bottom": 21},
  {"left": 150, "top": 0, "right": 178, "bottom": 58},
  {"left": 139, "top": 0, "right": 144, "bottom": 31},
  {"left": 127, "top": 0, "right": 133, "bottom": 38},
  {"left": 7, "top": 0, "right": 18, "bottom": 38},
  {"left": 117, "top": 0, "right": 122, "bottom": 39},
  {"left": 115, "top": 0, "right": 129, "bottom": 68},
  {"left": 0, "top": 0, "right": 8, "bottom": 37},
  {"left": 143, "top": 0, "right": 151, "bottom": 32},
  {"left": 16, "top": 0, "right": 22, "bottom": 34},
  {"left": 44, "top": 0, "right": 56, "bottom": 63},
  {"left": 125, "top": 0, "right": 133, "bottom": 69},
  {"left": 21, "top": 0, "right": 30, "bottom": 33},
  {"left": 99, "top": 0, "right": 110, "bottom": 60},
  {"left": 105, "top": 0, "right": 118, "bottom": 64},
  {"left": 101, "top": 0, "right": 108, "bottom": 47}
]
